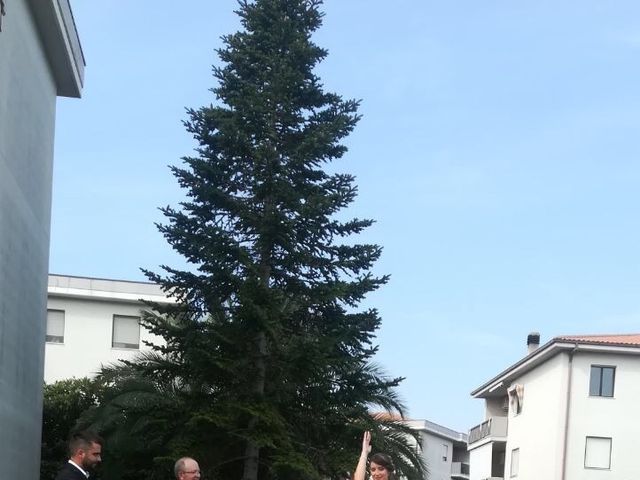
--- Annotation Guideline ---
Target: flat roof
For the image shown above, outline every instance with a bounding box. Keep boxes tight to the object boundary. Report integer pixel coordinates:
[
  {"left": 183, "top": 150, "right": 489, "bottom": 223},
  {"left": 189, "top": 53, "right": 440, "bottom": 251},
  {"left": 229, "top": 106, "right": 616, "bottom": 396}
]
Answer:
[
  {"left": 48, "top": 273, "right": 173, "bottom": 303},
  {"left": 405, "top": 418, "right": 468, "bottom": 444}
]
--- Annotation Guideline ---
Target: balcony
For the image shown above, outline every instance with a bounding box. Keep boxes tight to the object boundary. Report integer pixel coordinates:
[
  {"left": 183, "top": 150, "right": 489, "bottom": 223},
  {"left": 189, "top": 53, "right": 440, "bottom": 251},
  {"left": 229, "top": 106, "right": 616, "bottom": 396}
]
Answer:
[
  {"left": 468, "top": 416, "right": 508, "bottom": 447},
  {"left": 451, "top": 461, "right": 470, "bottom": 479}
]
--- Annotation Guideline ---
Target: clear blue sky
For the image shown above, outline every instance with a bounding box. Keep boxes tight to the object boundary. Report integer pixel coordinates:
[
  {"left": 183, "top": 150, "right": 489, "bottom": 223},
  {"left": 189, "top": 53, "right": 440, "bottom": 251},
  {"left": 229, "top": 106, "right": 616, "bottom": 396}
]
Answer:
[{"left": 52, "top": 1, "right": 640, "bottom": 432}]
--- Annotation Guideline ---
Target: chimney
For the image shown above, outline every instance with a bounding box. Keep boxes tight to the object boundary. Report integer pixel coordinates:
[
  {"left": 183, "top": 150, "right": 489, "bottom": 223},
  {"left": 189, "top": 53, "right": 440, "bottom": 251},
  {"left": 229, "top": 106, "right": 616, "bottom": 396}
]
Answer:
[{"left": 527, "top": 332, "right": 540, "bottom": 354}]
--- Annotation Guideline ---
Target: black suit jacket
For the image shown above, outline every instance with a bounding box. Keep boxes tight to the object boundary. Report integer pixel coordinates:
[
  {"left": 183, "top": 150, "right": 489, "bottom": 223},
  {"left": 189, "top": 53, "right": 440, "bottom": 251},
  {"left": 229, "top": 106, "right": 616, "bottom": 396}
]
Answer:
[{"left": 55, "top": 462, "right": 89, "bottom": 480}]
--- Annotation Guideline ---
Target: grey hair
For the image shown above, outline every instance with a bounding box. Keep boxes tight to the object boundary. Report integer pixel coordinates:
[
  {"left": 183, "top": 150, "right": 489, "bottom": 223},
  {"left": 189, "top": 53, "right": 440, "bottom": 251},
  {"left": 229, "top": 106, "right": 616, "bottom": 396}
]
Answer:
[{"left": 174, "top": 457, "right": 193, "bottom": 479}]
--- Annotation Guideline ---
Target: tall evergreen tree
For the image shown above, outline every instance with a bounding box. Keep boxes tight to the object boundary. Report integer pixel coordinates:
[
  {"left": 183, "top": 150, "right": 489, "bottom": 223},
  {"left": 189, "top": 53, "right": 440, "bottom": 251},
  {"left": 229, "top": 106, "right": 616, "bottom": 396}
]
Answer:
[{"left": 87, "top": 1, "right": 425, "bottom": 479}]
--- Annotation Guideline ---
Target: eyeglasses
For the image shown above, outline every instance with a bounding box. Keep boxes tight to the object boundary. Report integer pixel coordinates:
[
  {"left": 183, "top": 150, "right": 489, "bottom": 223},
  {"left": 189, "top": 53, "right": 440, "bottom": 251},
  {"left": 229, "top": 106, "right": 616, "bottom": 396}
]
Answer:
[{"left": 182, "top": 470, "right": 200, "bottom": 475}]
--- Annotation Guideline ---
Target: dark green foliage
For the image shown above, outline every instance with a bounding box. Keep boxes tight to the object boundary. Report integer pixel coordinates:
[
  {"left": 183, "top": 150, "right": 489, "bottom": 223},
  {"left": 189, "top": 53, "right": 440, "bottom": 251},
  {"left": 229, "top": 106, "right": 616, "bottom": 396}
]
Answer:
[
  {"left": 41, "top": 378, "right": 102, "bottom": 480},
  {"left": 81, "top": 1, "right": 426, "bottom": 479},
  {"left": 75, "top": 363, "right": 189, "bottom": 480}
]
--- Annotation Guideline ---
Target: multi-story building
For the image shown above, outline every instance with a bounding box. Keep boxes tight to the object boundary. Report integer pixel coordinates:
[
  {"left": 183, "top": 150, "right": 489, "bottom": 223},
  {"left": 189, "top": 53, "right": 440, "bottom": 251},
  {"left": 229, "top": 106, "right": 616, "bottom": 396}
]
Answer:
[
  {"left": 468, "top": 332, "right": 640, "bottom": 480},
  {"left": 0, "top": 2, "right": 84, "bottom": 479},
  {"left": 405, "top": 419, "right": 469, "bottom": 480},
  {"left": 46, "top": 274, "right": 171, "bottom": 382}
]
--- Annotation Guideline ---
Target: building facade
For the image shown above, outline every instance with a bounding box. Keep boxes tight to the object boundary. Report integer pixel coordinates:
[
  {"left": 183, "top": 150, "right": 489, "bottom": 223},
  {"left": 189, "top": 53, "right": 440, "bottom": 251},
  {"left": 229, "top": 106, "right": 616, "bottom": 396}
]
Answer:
[
  {"left": 46, "top": 274, "right": 170, "bottom": 382},
  {"left": 0, "top": 2, "right": 83, "bottom": 479},
  {"left": 468, "top": 333, "right": 640, "bottom": 480},
  {"left": 405, "top": 419, "right": 469, "bottom": 480}
]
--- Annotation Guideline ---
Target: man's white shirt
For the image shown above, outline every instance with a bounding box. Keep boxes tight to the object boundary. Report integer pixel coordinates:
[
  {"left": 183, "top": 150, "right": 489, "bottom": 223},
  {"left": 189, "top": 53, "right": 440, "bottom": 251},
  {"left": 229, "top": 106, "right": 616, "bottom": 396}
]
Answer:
[{"left": 68, "top": 460, "right": 90, "bottom": 478}]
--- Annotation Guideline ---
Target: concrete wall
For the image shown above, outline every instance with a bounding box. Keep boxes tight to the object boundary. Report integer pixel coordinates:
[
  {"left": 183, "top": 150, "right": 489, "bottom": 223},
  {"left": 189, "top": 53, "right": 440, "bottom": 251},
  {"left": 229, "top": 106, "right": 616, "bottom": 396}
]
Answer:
[
  {"left": 503, "top": 352, "right": 569, "bottom": 480},
  {"left": 485, "top": 396, "right": 507, "bottom": 419},
  {"left": 422, "top": 432, "right": 452, "bottom": 480},
  {"left": 0, "top": 1, "right": 58, "bottom": 479},
  {"left": 564, "top": 351, "right": 640, "bottom": 480},
  {"left": 45, "top": 296, "right": 164, "bottom": 382},
  {"left": 469, "top": 442, "right": 493, "bottom": 480},
  {"left": 503, "top": 350, "right": 640, "bottom": 479}
]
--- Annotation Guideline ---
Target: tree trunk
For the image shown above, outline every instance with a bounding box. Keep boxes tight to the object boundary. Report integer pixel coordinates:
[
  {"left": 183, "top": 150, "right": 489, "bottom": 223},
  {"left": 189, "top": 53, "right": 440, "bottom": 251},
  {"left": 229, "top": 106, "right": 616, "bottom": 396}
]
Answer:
[
  {"left": 241, "top": 329, "right": 267, "bottom": 480},
  {"left": 242, "top": 242, "right": 271, "bottom": 480}
]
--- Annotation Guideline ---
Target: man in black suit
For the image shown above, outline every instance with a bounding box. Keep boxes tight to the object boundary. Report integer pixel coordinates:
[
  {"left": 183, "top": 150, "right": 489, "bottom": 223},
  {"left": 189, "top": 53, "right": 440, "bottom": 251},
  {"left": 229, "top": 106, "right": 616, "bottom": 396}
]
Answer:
[{"left": 55, "top": 431, "right": 103, "bottom": 480}]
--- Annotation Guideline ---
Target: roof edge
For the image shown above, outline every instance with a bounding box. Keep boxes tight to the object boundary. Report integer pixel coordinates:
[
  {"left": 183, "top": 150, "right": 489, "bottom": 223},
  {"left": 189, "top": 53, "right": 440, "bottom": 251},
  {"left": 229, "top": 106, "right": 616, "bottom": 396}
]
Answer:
[
  {"left": 471, "top": 336, "right": 640, "bottom": 398},
  {"left": 49, "top": 273, "right": 156, "bottom": 285},
  {"left": 470, "top": 340, "right": 569, "bottom": 397},
  {"left": 27, "top": 0, "right": 85, "bottom": 97}
]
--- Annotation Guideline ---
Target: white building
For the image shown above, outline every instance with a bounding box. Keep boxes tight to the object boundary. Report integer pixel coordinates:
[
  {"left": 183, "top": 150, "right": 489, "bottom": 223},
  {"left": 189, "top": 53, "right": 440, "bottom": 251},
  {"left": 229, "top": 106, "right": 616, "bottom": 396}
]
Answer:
[
  {"left": 405, "top": 419, "right": 469, "bottom": 480},
  {"left": 468, "top": 332, "right": 640, "bottom": 480},
  {"left": 45, "top": 274, "right": 170, "bottom": 383},
  {"left": 0, "top": 2, "right": 83, "bottom": 479}
]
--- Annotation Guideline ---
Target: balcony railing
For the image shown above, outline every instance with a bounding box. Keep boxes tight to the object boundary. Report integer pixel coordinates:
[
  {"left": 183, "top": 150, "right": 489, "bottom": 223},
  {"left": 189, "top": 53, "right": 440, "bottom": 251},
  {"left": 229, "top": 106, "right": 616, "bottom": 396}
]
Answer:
[
  {"left": 451, "top": 461, "right": 470, "bottom": 478},
  {"left": 468, "top": 416, "right": 508, "bottom": 445}
]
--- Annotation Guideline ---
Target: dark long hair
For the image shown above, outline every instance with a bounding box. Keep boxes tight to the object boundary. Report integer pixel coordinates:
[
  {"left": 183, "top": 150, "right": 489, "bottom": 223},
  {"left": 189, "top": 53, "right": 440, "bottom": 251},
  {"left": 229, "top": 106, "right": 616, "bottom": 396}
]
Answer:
[{"left": 370, "top": 453, "right": 397, "bottom": 480}]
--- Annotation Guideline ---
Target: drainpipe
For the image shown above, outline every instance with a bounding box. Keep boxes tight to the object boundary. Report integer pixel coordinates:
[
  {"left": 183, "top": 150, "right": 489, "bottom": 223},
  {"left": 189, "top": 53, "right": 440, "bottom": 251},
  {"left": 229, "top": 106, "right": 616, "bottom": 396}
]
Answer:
[{"left": 560, "top": 344, "right": 578, "bottom": 480}]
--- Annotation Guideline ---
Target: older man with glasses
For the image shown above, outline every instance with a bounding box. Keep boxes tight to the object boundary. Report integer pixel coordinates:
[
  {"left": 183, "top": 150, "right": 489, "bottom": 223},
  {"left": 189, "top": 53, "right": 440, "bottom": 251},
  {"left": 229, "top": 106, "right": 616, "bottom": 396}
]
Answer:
[{"left": 174, "top": 457, "right": 201, "bottom": 480}]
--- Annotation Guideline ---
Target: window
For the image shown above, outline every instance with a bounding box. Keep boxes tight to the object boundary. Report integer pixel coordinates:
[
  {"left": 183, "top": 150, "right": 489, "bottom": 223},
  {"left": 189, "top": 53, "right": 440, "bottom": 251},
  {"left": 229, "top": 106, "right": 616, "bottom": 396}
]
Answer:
[
  {"left": 589, "top": 366, "right": 615, "bottom": 397},
  {"left": 584, "top": 437, "right": 612, "bottom": 469},
  {"left": 112, "top": 315, "right": 140, "bottom": 349},
  {"left": 510, "top": 448, "right": 519, "bottom": 477},
  {"left": 46, "top": 310, "right": 65, "bottom": 343},
  {"left": 442, "top": 444, "right": 448, "bottom": 462}
]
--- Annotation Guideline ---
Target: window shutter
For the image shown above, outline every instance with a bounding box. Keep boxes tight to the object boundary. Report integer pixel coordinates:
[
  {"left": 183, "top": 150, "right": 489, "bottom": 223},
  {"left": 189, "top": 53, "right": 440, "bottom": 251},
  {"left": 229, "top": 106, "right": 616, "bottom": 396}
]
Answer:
[
  {"left": 46, "top": 310, "right": 65, "bottom": 342},
  {"left": 112, "top": 315, "right": 140, "bottom": 349}
]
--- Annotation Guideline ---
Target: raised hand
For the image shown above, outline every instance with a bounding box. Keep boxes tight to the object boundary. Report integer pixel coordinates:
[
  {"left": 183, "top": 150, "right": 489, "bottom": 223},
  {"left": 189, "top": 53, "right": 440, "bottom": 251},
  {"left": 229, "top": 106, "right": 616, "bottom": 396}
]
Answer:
[
  {"left": 361, "top": 431, "right": 372, "bottom": 456},
  {"left": 354, "top": 431, "right": 372, "bottom": 480}
]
